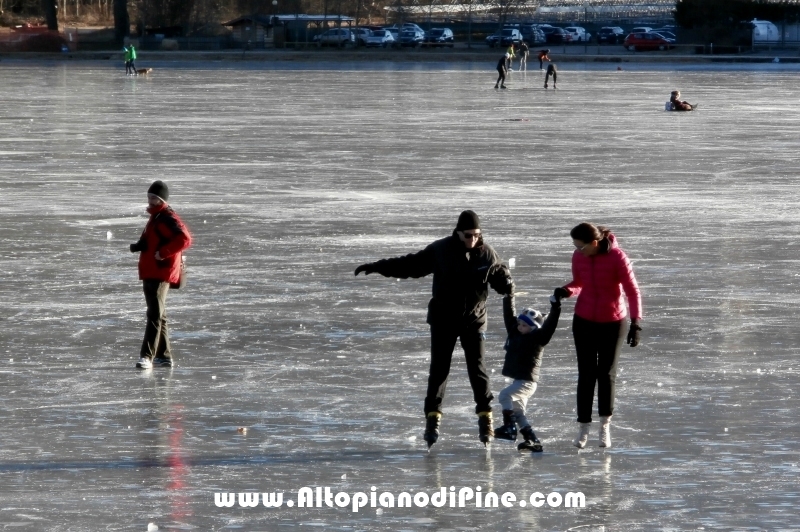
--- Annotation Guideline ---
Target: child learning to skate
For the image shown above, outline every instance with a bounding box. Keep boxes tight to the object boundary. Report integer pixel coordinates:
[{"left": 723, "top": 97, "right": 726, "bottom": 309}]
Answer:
[{"left": 494, "top": 292, "right": 561, "bottom": 451}]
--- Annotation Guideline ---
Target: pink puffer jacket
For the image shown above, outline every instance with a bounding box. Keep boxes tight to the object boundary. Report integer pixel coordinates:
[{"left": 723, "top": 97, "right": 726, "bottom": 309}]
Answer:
[{"left": 562, "top": 233, "right": 641, "bottom": 323}]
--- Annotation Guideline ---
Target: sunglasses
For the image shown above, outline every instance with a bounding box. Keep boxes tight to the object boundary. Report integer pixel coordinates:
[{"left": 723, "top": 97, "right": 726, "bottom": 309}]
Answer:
[
  {"left": 461, "top": 232, "right": 481, "bottom": 240},
  {"left": 575, "top": 243, "right": 589, "bottom": 251}
]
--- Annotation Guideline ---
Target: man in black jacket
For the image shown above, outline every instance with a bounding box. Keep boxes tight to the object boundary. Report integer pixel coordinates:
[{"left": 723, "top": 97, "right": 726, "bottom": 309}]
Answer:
[{"left": 355, "top": 210, "right": 514, "bottom": 448}]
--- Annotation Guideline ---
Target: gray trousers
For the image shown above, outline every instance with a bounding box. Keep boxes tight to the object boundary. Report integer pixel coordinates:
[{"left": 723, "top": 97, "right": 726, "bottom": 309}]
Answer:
[
  {"left": 498, "top": 379, "right": 537, "bottom": 429},
  {"left": 140, "top": 280, "right": 171, "bottom": 360}
]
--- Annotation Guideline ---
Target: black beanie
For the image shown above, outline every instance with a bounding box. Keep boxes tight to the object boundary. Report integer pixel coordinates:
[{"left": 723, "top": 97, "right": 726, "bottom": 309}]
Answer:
[
  {"left": 147, "top": 180, "right": 169, "bottom": 202},
  {"left": 456, "top": 210, "right": 481, "bottom": 231}
]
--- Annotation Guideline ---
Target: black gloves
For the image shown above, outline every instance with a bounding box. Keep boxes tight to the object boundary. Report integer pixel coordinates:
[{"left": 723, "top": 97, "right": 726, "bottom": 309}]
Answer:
[
  {"left": 354, "top": 263, "right": 377, "bottom": 276},
  {"left": 130, "top": 240, "right": 146, "bottom": 253},
  {"left": 553, "top": 287, "right": 569, "bottom": 301},
  {"left": 627, "top": 322, "right": 642, "bottom": 347},
  {"left": 505, "top": 279, "right": 515, "bottom": 297}
]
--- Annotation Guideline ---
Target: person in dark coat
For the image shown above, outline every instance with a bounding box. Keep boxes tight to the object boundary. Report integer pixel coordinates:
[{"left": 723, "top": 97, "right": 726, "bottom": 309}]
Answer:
[
  {"left": 494, "top": 294, "right": 561, "bottom": 452},
  {"left": 355, "top": 210, "right": 515, "bottom": 447},
  {"left": 129, "top": 181, "right": 192, "bottom": 369},
  {"left": 669, "top": 90, "right": 694, "bottom": 111},
  {"left": 495, "top": 54, "right": 509, "bottom": 89},
  {"left": 544, "top": 63, "right": 557, "bottom": 89}
]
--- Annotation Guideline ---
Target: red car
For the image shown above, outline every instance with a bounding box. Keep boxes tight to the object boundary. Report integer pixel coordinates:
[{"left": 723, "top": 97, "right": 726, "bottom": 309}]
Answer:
[{"left": 623, "top": 32, "right": 674, "bottom": 51}]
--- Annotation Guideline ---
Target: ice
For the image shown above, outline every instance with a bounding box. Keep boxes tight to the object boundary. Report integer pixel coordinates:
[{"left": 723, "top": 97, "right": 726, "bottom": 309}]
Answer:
[{"left": 2, "top": 60, "right": 800, "bottom": 530}]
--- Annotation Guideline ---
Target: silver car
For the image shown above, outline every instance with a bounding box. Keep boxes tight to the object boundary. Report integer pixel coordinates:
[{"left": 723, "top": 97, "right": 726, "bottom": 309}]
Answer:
[
  {"left": 366, "top": 29, "right": 396, "bottom": 48},
  {"left": 315, "top": 28, "right": 355, "bottom": 47}
]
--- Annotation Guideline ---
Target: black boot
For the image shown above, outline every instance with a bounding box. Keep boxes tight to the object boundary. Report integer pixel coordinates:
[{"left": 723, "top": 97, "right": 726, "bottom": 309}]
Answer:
[
  {"left": 494, "top": 409, "right": 517, "bottom": 441},
  {"left": 423, "top": 412, "right": 441, "bottom": 448},
  {"left": 478, "top": 411, "right": 494, "bottom": 445},
  {"left": 517, "top": 426, "right": 543, "bottom": 452}
]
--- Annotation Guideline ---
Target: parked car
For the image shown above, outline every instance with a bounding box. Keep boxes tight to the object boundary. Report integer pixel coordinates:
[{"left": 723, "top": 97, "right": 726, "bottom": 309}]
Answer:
[
  {"left": 596, "top": 26, "right": 625, "bottom": 44},
  {"left": 399, "top": 29, "right": 425, "bottom": 47},
  {"left": 544, "top": 27, "right": 572, "bottom": 44},
  {"left": 631, "top": 27, "right": 654, "bottom": 34},
  {"left": 564, "top": 26, "right": 591, "bottom": 42},
  {"left": 383, "top": 25, "right": 400, "bottom": 42},
  {"left": 366, "top": 29, "right": 395, "bottom": 47},
  {"left": 499, "top": 28, "right": 522, "bottom": 47},
  {"left": 486, "top": 30, "right": 502, "bottom": 47},
  {"left": 520, "top": 24, "right": 546, "bottom": 45},
  {"left": 654, "top": 30, "right": 677, "bottom": 42},
  {"left": 423, "top": 27, "right": 454, "bottom": 47},
  {"left": 747, "top": 18, "right": 780, "bottom": 43},
  {"left": 402, "top": 23, "right": 425, "bottom": 33},
  {"left": 315, "top": 28, "right": 355, "bottom": 47},
  {"left": 352, "top": 27, "right": 373, "bottom": 46},
  {"left": 623, "top": 32, "right": 675, "bottom": 51}
]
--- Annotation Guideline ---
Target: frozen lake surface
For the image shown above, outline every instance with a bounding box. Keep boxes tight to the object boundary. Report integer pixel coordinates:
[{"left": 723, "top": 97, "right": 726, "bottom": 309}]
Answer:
[{"left": 2, "top": 60, "right": 800, "bottom": 530}]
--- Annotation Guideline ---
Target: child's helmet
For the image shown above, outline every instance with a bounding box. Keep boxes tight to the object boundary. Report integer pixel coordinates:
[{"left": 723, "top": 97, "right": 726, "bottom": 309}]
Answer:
[{"left": 518, "top": 308, "right": 544, "bottom": 329}]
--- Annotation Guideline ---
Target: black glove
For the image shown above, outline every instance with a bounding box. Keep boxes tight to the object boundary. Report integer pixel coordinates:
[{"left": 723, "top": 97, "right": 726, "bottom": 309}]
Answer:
[
  {"left": 505, "top": 279, "right": 515, "bottom": 297},
  {"left": 627, "top": 322, "right": 642, "bottom": 347},
  {"left": 553, "top": 287, "right": 569, "bottom": 301},
  {"left": 354, "top": 263, "right": 377, "bottom": 276},
  {"left": 130, "top": 240, "right": 146, "bottom": 253}
]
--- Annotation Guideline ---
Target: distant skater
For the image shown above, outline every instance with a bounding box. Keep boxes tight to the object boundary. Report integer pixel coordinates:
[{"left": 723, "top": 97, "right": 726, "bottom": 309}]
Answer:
[
  {"left": 123, "top": 46, "right": 132, "bottom": 75},
  {"left": 495, "top": 54, "right": 509, "bottom": 89},
  {"left": 130, "top": 181, "right": 192, "bottom": 369},
  {"left": 554, "top": 223, "right": 642, "bottom": 449},
  {"left": 544, "top": 63, "right": 557, "bottom": 89},
  {"left": 537, "top": 49, "right": 551, "bottom": 69},
  {"left": 670, "top": 90, "right": 695, "bottom": 111},
  {"left": 506, "top": 43, "right": 516, "bottom": 71},
  {"left": 354, "top": 210, "right": 515, "bottom": 448},
  {"left": 494, "top": 293, "right": 561, "bottom": 452},
  {"left": 518, "top": 41, "right": 529, "bottom": 71},
  {"left": 129, "top": 44, "right": 137, "bottom": 74}
]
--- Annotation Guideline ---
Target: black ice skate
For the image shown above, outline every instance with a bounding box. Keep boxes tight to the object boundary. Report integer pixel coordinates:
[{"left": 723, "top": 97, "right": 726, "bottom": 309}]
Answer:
[
  {"left": 494, "top": 410, "right": 517, "bottom": 441},
  {"left": 423, "top": 412, "right": 441, "bottom": 449},
  {"left": 517, "top": 426, "right": 543, "bottom": 453},
  {"left": 478, "top": 411, "right": 494, "bottom": 447}
]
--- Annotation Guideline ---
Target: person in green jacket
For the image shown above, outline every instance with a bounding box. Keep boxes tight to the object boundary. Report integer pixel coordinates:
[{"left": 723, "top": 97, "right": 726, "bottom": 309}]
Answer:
[
  {"left": 123, "top": 47, "right": 132, "bottom": 75},
  {"left": 129, "top": 45, "right": 138, "bottom": 74}
]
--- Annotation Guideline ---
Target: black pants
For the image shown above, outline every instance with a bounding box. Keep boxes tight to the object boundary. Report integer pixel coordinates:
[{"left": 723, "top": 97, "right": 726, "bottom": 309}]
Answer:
[
  {"left": 545, "top": 64, "right": 557, "bottom": 84},
  {"left": 572, "top": 315, "right": 626, "bottom": 423},
  {"left": 140, "top": 280, "right": 171, "bottom": 360},
  {"left": 425, "top": 325, "right": 493, "bottom": 415},
  {"left": 496, "top": 67, "right": 506, "bottom": 87}
]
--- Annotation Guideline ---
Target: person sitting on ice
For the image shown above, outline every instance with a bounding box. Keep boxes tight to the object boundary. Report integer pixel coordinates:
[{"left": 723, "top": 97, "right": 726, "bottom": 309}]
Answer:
[
  {"left": 494, "top": 293, "right": 561, "bottom": 452},
  {"left": 670, "top": 90, "right": 695, "bottom": 111}
]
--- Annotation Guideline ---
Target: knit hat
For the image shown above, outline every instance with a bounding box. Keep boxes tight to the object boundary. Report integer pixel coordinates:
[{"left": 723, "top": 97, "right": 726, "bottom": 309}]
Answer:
[
  {"left": 456, "top": 210, "right": 481, "bottom": 231},
  {"left": 518, "top": 308, "right": 543, "bottom": 329},
  {"left": 147, "top": 180, "right": 169, "bottom": 202}
]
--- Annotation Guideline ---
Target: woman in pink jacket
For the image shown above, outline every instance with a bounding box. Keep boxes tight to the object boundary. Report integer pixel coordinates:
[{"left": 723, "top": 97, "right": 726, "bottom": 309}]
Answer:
[{"left": 554, "top": 223, "right": 641, "bottom": 449}]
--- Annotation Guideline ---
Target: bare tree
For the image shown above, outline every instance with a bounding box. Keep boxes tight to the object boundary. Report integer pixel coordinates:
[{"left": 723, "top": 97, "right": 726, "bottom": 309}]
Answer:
[
  {"left": 114, "top": 0, "right": 129, "bottom": 41},
  {"left": 42, "top": 0, "right": 58, "bottom": 29}
]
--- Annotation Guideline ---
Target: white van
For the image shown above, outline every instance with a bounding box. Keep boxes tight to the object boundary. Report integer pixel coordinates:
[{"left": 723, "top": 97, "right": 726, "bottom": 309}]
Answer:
[{"left": 750, "top": 19, "right": 779, "bottom": 42}]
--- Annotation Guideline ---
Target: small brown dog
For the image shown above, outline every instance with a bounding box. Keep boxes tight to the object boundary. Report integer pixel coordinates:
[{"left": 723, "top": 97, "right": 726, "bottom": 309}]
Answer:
[{"left": 136, "top": 68, "right": 153, "bottom": 76}]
